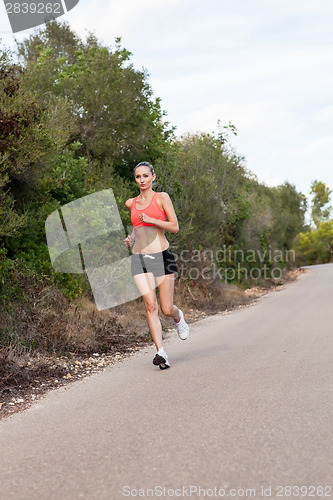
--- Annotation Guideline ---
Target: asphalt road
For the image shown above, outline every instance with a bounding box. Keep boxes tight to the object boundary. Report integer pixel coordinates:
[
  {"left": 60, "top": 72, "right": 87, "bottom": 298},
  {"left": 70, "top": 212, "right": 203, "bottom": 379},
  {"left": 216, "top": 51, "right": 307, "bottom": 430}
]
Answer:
[{"left": 1, "top": 264, "right": 333, "bottom": 500}]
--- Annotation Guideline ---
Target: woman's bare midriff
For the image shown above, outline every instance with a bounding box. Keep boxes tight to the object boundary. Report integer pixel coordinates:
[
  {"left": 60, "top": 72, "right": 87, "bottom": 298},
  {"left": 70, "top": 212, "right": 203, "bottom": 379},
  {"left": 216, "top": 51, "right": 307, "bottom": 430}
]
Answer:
[{"left": 132, "top": 226, "right": 169, "bottom": 254}]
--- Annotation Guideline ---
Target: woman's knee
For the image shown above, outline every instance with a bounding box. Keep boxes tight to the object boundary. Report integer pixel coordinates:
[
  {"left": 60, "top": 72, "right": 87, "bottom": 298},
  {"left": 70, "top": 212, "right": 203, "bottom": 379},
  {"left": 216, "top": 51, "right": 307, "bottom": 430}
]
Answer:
[{"left": 144, "top": 299, "right": 158, "bottom": 315}]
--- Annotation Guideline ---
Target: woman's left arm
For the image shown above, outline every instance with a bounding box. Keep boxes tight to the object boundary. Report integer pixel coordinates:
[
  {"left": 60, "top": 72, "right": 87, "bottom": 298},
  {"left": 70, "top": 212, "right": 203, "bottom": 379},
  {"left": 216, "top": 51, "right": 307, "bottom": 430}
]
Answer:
[{"left": 139, "top": 192, "right": 179, "bottom": 233}]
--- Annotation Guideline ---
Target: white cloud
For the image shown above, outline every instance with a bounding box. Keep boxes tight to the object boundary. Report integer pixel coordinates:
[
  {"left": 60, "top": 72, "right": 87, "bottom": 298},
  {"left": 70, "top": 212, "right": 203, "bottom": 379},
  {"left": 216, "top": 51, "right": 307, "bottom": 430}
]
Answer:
[
  {"left": 302, "top": 137, "right": 333, "bottom": 157},
  {"left": 314, "top": 105, "right": 333, "bottom": 123}
]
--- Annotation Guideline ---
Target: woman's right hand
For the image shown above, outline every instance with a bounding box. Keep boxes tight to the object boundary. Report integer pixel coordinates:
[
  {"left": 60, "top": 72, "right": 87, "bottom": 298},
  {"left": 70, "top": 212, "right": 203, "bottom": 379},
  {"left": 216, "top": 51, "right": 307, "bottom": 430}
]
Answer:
[{"left": 124, "top": 234, "right": 134, "bottom": 248}]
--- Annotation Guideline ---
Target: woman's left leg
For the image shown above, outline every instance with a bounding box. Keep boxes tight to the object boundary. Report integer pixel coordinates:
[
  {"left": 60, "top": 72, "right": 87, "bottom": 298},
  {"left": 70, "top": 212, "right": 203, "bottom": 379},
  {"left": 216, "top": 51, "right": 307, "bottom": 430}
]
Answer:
[{"left": 156, "top": 273, "right": 181, "bottom": 321}]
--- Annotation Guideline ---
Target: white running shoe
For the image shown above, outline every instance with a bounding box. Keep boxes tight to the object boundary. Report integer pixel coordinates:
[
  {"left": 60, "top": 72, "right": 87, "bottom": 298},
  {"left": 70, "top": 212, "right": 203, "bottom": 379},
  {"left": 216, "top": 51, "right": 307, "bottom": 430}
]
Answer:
[
  {"left": 153, "top": 348, "right": 170, "bottom": 370},
  {"left": 174, "top": 309, "right": 189, "bottom": 340}
]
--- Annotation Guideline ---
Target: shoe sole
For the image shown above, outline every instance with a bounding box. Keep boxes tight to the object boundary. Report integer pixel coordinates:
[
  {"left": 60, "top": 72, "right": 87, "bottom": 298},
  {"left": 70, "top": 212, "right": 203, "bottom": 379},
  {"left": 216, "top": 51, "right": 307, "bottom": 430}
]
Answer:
[{"left": 153, "top": 354, "right": 170, "bottom": 370}]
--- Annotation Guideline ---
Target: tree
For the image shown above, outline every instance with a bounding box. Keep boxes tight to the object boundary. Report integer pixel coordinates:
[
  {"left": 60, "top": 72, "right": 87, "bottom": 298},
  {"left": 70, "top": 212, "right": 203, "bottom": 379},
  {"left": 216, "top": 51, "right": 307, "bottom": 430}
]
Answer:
[
  {"left": 317, "top": 220, "right": 333, "bottom": 260},
  {"left": 293, "top": 220, "right": 333, "bottom": 265},
  {"left": 0, "top": 49, "right": 27, "bottom": 237},
  {"left": 310, "top": 180, "right": 332, "bottom": 227},
  {"left": 270, "top": 182, "right": 307, "bottom": 250},
  {"left": 17, "top": 21, "right": 174, "bottom": 180},
  {"left": 154, "top": 131, "right": 250, "bottom": 252},
  {"left": 0, "top": 41, "right": 76, "bottom": 249},
  {"left": 240, "top": 181, "right": 307, "bottom": 252}
]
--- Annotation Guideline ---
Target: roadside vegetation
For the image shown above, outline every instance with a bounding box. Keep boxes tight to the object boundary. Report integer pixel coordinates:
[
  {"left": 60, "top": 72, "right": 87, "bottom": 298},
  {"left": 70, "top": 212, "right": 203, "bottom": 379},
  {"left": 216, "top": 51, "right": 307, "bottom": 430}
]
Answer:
[
  {"left": 293, "top": 181, "right": 333, "bottom": 265},
  {"left": 0, "top": 22, "right": 331, "bottom": 415}
]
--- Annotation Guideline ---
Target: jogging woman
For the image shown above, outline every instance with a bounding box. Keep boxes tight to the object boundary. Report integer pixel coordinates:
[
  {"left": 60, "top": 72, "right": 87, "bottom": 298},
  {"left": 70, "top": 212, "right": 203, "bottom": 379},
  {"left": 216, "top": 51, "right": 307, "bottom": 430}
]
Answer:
[{"left": 124, "top": 161, "right": 189, "bottom": 370}]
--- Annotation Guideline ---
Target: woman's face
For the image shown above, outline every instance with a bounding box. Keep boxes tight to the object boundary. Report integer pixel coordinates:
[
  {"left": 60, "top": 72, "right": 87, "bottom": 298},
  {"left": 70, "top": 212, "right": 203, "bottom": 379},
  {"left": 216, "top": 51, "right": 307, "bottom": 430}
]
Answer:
[{"left": 134, "top": 166, "right": 156, "bottom": 190}]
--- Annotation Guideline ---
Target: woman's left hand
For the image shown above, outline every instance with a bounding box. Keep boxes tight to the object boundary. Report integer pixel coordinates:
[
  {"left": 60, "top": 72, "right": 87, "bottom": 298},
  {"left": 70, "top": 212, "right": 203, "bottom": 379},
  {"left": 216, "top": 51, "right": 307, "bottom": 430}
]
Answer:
[{"left": 139, "top": 213, "right": 154, "bottom": 224}]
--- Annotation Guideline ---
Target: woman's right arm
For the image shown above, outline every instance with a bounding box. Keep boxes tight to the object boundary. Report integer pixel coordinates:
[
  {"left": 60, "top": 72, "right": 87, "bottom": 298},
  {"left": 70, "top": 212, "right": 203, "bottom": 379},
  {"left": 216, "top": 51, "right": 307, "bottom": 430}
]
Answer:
[{"left": 124, "top": 198, "right": 135, "bottom": 248}]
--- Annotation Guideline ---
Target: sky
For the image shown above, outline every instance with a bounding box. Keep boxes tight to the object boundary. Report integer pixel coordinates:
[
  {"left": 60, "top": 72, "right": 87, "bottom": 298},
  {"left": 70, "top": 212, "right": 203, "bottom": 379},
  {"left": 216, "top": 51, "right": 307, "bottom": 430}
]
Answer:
[{"left": 1, "top": 0, "right": 333, "bottom": 198}]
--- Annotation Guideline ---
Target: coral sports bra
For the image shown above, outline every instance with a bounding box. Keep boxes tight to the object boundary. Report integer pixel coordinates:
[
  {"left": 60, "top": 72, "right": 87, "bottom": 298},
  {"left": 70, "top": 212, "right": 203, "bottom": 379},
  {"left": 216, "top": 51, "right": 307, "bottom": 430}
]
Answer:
[{"left": 131, "top": 192, "right": 167, "bottom": 229}]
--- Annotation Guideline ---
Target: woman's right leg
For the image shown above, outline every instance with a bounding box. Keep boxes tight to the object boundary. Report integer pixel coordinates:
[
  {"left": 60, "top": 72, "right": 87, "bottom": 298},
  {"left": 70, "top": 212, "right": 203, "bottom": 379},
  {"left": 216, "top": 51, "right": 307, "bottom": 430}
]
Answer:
[{"left": 133, "top": 272, "right": 163, "bottom": 351}]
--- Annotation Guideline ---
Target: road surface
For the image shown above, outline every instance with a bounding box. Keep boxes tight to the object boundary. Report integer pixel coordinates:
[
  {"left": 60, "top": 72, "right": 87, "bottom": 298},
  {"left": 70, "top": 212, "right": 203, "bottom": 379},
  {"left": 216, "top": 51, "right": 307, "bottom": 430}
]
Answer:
[{"left": 1, "top": 264, "right": 333, "bottom": 500}]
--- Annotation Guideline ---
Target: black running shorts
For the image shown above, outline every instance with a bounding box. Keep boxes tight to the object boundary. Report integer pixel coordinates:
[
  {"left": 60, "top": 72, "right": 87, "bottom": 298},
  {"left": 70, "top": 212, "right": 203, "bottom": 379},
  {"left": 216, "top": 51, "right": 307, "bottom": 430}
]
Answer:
[{"left": 131, "top": 247, "right": 178, "bottom": 278}]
